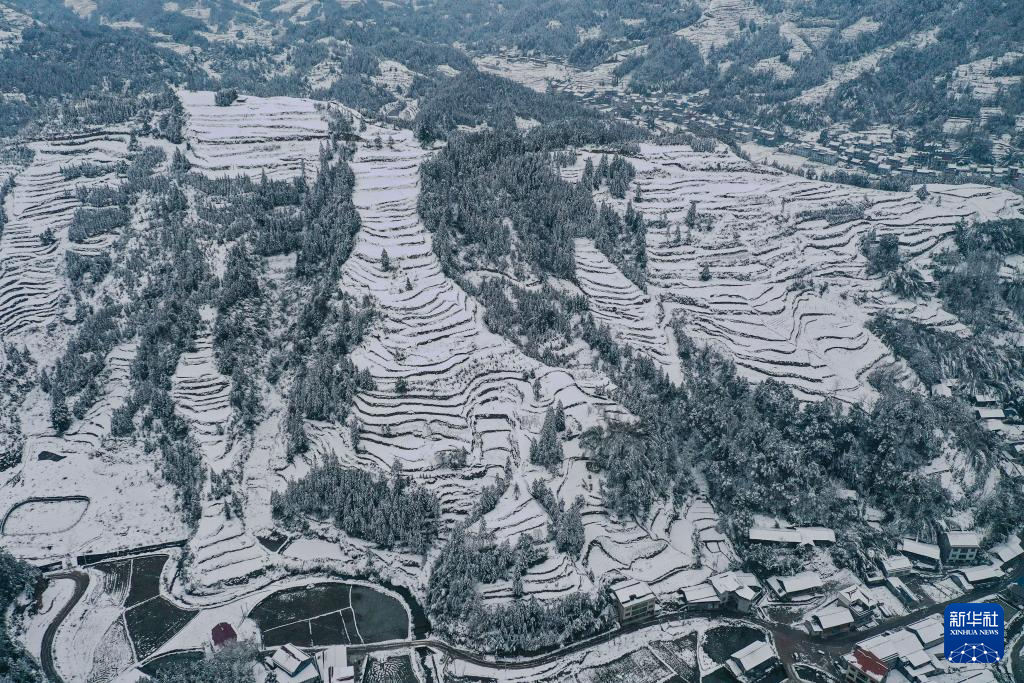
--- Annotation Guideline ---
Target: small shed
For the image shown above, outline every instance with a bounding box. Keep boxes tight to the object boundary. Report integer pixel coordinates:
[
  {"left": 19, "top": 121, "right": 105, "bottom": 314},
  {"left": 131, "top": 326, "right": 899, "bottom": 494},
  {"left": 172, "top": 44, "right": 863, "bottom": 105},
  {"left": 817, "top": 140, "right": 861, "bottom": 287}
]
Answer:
[{"left": 211, "top": 622, "right": 237, "bottom": 649}]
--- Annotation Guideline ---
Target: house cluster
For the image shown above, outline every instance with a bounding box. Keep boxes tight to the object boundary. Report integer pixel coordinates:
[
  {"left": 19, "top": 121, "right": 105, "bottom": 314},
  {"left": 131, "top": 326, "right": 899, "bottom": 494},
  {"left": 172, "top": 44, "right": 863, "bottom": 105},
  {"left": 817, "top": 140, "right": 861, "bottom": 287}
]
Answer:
[
  {"left": 932, "top": 385, "right": 1023, "bottom": 438},
  {"left": 842, "top": 615, "right": 948, "bottom": 683},
  {"left": 749, "top": 518, "right": 1021, "bottom": 636},
  {"left": 789, "top": 127, "right": 1022, "bottom": 182},
  {"left": 609, "top": 570, "right": 764, "bottom": 623},
  {"left": 267, "top": 643, "right": 355, "bottom": 683},
  {"left": 891, "top": 530, "right": 1016, "bottom": 588},
  {"left": 806, "top": 585, "right": 881, "bottom": 636}
]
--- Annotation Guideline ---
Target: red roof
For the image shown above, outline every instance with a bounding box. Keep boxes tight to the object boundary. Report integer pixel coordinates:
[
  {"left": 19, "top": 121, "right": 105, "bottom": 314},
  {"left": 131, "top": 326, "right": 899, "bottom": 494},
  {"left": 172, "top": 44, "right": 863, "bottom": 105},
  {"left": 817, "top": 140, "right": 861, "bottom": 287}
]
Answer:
[
  {"left": 853, "top": 648, "right": 889, "bottom": 679},
  {"left": 212, "top": 622, "right": 237, "bottom": 647}
]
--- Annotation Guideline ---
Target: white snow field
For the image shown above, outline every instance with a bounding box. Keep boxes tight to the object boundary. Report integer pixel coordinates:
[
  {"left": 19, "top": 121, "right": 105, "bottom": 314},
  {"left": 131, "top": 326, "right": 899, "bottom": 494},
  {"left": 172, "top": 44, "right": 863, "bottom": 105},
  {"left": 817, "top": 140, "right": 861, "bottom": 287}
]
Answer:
[
  {"left": 566, "top": 143, "right": 1024, "bottom": 403},
  {"left": 178, "top": 90, "right": 332, "bottom": 181},
  {"left": 0, "top": 129, "right": 129, "bottom": 339}
]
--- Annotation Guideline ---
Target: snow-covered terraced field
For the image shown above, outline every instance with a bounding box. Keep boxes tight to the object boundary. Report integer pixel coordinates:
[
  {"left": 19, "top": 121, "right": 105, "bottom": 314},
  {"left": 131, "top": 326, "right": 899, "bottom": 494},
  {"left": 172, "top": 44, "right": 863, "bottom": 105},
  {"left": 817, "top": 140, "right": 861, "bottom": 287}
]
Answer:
[
  {"left": 567, "top": 144, "right": 1024, "bottom": 402},
  {"left": 573, "top": 237, "right": 680, "bottom": 381},
  {"left": 674, "top": 0, "right": 766, "bottom": 58},
  {"left": 949, "top": 51, "right": 1024, "bottom": 102},
  {"left": 170, "top": 308, "right": 272, "bottom": 589},
  {"left": 474, "top": 54, "right": 625, "bottom": 98},
  {"left": 340, "top": 124, "right": 624, "bottom": 523},
  {"left": 0, "top": 129, "right": 129, "bottom": 339},
  {"left": 171, "top": 309, "right": 231, "bottom": 470},
  {"left": 179, "top": 90, "right": 331, "bottom": 181}
]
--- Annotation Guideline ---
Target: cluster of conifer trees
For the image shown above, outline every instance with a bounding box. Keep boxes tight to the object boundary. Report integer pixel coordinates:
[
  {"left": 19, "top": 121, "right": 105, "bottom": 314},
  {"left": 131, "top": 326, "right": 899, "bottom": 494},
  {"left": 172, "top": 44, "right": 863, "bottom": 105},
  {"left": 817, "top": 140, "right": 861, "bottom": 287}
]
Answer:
[{"left": 272, "top": 459, "right": 440, "bottom": 555}]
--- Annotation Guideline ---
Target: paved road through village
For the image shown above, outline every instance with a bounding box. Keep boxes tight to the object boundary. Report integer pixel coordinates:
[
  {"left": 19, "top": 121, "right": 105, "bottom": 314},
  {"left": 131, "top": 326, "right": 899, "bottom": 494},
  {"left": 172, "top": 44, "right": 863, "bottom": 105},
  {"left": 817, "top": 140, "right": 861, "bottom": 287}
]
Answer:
[{"left": 42, "top": 559, "right": 1023, "bottom": 681}]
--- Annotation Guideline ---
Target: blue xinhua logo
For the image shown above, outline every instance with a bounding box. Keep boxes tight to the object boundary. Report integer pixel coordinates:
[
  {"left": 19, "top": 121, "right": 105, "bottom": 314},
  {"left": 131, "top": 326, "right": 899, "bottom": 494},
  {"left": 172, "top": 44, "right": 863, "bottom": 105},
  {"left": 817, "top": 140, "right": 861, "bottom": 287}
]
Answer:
[{"left": 944, "top": 603, "right": 1004, "bottom": 664}]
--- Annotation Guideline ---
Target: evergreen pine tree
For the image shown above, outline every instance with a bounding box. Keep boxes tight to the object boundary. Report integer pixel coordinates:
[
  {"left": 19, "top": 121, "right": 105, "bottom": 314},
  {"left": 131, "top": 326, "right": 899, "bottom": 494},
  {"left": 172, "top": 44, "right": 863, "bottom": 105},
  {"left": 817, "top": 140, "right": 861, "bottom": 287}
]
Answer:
[
  {"left": 686, "top": 200, "right": 698, "bottom": 229},
  {"left": 530, "top": 407, "right": 564, "bottom": 471},
  {"left": 50, "top": 383, "right": 71, "bottom": 434}
]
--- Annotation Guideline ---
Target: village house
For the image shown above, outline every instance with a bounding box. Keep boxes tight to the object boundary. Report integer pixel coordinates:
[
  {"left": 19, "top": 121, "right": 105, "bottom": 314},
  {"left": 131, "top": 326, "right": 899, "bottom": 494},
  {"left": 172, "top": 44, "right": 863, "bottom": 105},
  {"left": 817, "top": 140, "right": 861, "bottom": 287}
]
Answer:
[
  {"left": 951, "top": 564, "right": 1005, "bottom": 591},
  {"left": 767, "top": 571, "right": 823, "bottom": 600},
  {"left": 270, "top": 644, "right": 319, "bottom": 683},
  {"left": 682, "top": 582, "right": 723, "bottom": 610},
  {"left": 710, "top": 571, "right": 761, "bottom": 613},
  {"left": 314, "top": 645, "right": 355, "bottom": 683},
  {"left": 939, "top": 530, "right": 981, "bottom": 565},
  {"left": 885, "top": 576, "right": 917, "bottom": 606},
  {"left": 880, "top": 554, "right": 913, "bottom": 577},
  {"left": 898, "top": 539, "right": 941, "bottom": 570},
  {"left": 726, "top": 640, "right": 780, "bottom": 682},
  {"left": 210, "top": 622, "right": 237, "bottom": 649},
  {"left": 843, "top": 647, "right": 888, "bottom": 683},
  {"left": 838, "top": 585, "right": 879, "bottom": 624},
  {"left": 845, "top": 620, "right": 943, "bottom": 683},
  {"left": 807, "top": 605, "right": 855, "bottom": 636},
  {"left": 610, "top": 579, "right": 656, "bottom": 621},
  {"left": 748, "top": 526, "right": 835, "bottom": 547},
  {"left": 990, "top": 533, "right": 1024, "bottom": 566}
]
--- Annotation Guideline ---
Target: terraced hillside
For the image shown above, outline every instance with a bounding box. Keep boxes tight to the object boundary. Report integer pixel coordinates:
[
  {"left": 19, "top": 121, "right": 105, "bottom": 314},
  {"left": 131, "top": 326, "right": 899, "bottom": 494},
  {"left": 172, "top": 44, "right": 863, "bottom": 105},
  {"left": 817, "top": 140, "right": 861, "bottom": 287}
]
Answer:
[
  {"left": 339, "top": 124, "right": 623, "bottom": 523},
  {"left": 567, "top": 143, "right": 1024, "bottom": 402},
  {"left": 0, "top": 130, "right": 129, "bottom": 339},
  {"left": 179, "top": 90, "right": 332, "bottom": 181},
  {"left": 327, "top": 125, "right": 738, "bottom": 605}
]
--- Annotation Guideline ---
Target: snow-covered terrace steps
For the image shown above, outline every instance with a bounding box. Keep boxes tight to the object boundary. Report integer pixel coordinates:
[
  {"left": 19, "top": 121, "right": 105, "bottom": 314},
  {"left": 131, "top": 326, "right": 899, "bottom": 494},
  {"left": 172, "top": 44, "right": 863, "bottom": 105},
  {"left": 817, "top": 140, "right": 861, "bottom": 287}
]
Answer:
[
  {"left": 568, "top": 144, "right": 1024, "bottom": 402},
  {"left": 171, "top": 319, "right": 231, "bottom": 468},
  {"left": 189, "top": 501, "right": 270, "bottom": 588},
  {"left": 572, "top": 238, "right": 677, "bottom": 377},
  {"left": 179, "top": 90, "right": 332, "bottom": 181},
  {"left": 0, "top": 130, "right": 129, "bottom": 337},
  {"left": 338, "top": 126, "right": 627, "bottom": 544}
]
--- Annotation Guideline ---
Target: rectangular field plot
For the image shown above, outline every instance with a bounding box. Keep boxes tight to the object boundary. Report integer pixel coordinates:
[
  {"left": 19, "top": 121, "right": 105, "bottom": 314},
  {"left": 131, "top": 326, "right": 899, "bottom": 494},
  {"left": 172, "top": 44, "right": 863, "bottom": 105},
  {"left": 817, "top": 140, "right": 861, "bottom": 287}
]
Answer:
[
  {"left": 350, "top": 585, "right": 407, "bottom": 643},
  {"left": 263, "top": 619, "right": 315, "bottom": 648},
  {"left": 93, "top": 560, "right": 131, "bottom": 603},
  {"left": 362, "top": 655, "right": 418, "bottom": 683},
  {"left": 124, "top": 596, "right": 196, "bottom": 659},
  {"left": 651, "top": 634, "right": 699, "bottom": 681},
  {"left": 577, "top": 649, "right": 670, "bottom": 683},
  {"left": 126, "top": 555, "right": 168, "bottom": 607},
  {"left": 309, "top": 611, "right": 353, "bottom": 645},
  {"left": 250, "top": 583, "right": 352, "bottom": 629}
]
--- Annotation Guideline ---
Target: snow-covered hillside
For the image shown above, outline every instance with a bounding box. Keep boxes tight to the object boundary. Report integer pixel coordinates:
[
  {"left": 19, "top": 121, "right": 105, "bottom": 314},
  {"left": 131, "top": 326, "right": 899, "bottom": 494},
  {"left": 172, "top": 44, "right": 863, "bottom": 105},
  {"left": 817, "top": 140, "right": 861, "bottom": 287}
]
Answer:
[{"left": 567, "top": 143, "right": 1024, "bottom": 402}]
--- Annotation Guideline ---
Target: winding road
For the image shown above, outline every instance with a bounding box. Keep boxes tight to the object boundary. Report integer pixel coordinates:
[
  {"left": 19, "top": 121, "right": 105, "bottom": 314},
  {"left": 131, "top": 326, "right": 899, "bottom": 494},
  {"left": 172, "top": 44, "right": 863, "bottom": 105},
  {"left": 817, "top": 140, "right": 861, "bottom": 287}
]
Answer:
[{"left": 40, "top": 571, "right": 89, "bottom": 683}]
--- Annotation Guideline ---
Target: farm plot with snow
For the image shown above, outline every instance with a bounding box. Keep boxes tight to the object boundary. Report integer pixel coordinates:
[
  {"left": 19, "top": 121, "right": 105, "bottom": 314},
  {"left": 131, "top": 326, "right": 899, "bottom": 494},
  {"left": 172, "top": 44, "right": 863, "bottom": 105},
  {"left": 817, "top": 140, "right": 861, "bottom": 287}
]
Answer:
[
  {"left": 565, "top": 143, "right": 1024, "bottom": 402},
  {"left": 179, "top": 90, "right": 332, "bottom": 181}
]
